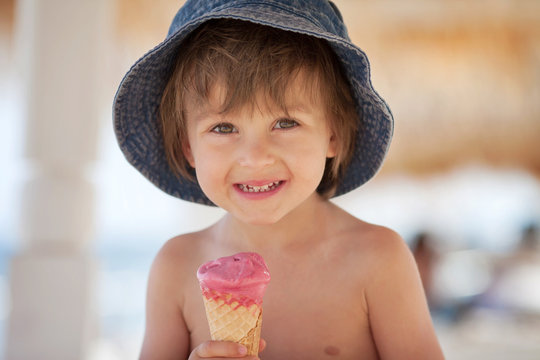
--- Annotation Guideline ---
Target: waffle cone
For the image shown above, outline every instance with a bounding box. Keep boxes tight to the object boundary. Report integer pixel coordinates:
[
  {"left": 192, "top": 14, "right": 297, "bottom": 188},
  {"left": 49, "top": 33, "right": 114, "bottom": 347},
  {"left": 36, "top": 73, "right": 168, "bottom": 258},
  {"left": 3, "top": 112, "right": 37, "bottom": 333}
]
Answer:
[{"left": 202, "top": 296, "right": 263, "bottom": 355}]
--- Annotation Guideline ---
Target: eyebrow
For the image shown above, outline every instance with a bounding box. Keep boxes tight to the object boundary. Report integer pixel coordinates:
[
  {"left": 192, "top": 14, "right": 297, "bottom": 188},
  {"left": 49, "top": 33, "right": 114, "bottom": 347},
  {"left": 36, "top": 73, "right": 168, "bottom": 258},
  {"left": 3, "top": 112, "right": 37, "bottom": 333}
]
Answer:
[
  {"left": 283, "top": 103, "right": 316, "bottom": 116},
  {"left": 184, "top": 104, "right": 221, "bottom": 122},
  {"left": 187, "top": 111, "right": 220, "bottom": 124},
  {"left": 186, "top": 99, "right": 317, "bottom": 123}
]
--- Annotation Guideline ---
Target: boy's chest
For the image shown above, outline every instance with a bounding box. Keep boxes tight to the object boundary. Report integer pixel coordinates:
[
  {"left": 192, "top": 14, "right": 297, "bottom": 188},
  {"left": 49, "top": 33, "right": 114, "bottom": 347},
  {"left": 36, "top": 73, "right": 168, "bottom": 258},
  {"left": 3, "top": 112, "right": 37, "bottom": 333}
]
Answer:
[
  {"left": 186, "top": 263, "right": 379, "bottom": 359},
  {"left": 259, "top": 275, "right": 378, "bottom": 359}
]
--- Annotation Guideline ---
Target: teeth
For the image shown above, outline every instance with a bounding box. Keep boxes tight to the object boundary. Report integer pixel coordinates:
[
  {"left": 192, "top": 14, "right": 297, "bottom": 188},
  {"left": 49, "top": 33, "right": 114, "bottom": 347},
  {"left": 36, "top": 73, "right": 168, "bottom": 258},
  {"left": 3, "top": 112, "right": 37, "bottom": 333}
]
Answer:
[{"left": 239, "top": 181, "right": 281, "bottom": 193}]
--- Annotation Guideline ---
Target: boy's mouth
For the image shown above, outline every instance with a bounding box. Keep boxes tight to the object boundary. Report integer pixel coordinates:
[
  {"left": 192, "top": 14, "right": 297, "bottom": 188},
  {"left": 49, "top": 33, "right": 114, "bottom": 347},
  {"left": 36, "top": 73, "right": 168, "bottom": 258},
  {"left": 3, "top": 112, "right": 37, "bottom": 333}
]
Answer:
[{"left": 237, "top": 181, "right": 283, "bottom": 193}]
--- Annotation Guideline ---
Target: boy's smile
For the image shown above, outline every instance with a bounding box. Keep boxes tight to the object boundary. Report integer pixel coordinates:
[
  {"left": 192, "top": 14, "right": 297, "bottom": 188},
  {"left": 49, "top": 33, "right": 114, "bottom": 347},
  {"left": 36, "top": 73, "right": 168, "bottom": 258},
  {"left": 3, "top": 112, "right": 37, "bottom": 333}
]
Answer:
[
  {"left": 236, "top": 180, "right": 284, "bottom": 194},
  {"left": 183, "top": 73, "right": 336, "bottom": 225}
]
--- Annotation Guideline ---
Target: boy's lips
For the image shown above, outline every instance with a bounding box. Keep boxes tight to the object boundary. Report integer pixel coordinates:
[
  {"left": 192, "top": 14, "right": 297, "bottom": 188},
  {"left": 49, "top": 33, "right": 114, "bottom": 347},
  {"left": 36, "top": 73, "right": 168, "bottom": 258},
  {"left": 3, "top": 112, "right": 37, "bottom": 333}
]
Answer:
[{"left": 235, "top": 180, "right": 284, "bottom": 193}]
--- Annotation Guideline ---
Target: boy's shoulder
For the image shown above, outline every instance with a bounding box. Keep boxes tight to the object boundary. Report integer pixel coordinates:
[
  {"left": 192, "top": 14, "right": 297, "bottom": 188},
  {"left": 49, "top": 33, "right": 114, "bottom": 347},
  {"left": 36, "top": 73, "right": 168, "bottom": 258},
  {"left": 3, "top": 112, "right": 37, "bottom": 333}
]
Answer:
[
  {"left": 329, "top": 204, "right": 411, "bottom": 273},
  {"left": 159, "top": 228, "right": 209, "bottom": 255},
  {"left": 147, "top": 228, "right": 214, "bottom": 289},
  {"left": 330, "top": 203, "right": 404, "bottom": 249}
]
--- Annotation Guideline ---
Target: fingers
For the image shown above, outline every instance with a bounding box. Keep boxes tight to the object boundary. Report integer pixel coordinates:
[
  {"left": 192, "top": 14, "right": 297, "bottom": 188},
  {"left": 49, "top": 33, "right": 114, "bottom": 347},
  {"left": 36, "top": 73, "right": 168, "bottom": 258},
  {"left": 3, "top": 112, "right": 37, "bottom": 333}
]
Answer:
[
  {"left": 191, "top": 340, "right": 258, "bottom": 359},
  {"left": 258, "top": 339, "right": 266, "bottom": 353}
]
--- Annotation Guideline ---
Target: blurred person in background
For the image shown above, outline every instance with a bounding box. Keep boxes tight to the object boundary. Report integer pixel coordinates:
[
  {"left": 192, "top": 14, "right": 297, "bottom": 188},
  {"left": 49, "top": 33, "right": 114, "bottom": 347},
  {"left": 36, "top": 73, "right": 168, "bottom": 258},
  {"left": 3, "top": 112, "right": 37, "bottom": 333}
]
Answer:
[
  {"left": 411, "top": 232, "right": 440, "bottom": 309},
  {"left": 478, "top": 223, "right": 540, "bottom": 314}
]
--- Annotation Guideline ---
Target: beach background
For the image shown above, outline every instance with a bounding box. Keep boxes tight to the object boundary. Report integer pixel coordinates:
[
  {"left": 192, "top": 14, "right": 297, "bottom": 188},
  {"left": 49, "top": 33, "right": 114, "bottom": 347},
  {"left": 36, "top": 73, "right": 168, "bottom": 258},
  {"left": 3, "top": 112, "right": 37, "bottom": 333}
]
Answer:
[{"left": 1, "top": 0, "right": 540, "bottom": 359}]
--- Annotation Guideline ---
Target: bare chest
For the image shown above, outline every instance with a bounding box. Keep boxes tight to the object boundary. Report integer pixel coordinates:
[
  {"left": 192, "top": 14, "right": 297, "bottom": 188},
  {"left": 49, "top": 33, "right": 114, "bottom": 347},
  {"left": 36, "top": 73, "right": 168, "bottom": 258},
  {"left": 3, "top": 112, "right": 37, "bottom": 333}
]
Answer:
[
  {"left": 186, "top": 263, "right": 380, "bottom": 360},
  {"left": 259, "top": 276, "right": 379, "bottom": 359}
]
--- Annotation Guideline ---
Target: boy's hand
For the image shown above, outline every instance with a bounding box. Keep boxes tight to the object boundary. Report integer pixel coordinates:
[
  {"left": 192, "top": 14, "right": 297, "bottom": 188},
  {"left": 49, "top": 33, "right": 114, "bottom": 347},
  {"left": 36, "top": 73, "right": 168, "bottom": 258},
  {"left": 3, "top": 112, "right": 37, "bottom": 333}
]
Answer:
[{"left": 188, "top": 339, "right": 266, "bottom": 359}]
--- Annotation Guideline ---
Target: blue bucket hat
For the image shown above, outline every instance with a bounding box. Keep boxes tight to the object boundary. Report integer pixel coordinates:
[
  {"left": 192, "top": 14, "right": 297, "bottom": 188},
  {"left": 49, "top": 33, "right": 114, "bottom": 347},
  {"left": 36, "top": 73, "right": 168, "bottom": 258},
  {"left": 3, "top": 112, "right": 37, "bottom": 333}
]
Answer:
[{"left": 113, "top": 0, "right": 393, "bottom": 206}]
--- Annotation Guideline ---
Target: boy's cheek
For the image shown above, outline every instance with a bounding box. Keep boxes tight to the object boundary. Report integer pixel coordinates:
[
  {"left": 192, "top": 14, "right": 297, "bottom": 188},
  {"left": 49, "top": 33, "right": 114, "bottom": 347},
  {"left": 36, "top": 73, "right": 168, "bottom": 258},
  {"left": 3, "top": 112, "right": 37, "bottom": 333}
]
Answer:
[{"left": 189, "top": 148, "right": 230, "bottom": 172}]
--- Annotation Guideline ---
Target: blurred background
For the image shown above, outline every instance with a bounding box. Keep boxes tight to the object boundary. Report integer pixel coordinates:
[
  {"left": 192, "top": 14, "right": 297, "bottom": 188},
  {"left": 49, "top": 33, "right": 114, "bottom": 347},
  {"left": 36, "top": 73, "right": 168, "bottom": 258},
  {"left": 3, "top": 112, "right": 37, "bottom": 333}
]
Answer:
[{"left": 1, "top": 0, "right": 539, "bottom": 359}]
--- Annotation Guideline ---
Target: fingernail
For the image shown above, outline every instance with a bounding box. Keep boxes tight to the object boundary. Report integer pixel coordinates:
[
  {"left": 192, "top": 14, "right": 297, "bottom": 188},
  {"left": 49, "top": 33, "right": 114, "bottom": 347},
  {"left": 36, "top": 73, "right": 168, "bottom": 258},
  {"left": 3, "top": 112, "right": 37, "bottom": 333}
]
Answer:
[{"left": 238, "top": 345, "right": 247, "bottom": 355}]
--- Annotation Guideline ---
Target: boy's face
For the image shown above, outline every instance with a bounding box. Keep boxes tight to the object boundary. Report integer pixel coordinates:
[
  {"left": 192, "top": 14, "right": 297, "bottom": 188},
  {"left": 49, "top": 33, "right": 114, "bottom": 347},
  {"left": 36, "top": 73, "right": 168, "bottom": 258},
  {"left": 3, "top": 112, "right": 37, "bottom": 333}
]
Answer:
[{"left": 183, "top": 73, "right": 337, "bottom": 225}]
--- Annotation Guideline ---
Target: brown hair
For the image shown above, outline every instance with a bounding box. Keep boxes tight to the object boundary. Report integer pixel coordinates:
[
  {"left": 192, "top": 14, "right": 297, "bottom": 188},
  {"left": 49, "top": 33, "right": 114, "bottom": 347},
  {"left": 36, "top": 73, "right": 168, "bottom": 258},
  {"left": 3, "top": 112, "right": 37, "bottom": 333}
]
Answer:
[{"left": 160, "top": 19, "right": 359, "bottom": 198}]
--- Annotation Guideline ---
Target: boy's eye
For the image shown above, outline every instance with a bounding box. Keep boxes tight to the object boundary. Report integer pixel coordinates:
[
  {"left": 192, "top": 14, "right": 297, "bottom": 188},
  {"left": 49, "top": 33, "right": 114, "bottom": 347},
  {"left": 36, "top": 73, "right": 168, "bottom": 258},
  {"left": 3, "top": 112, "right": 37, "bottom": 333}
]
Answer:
[
  {"left": 211, "top": 123, "right": 237, "bottom": 134},
  {"left": 274, "top": 118, "right": 298, "bottom": 129}
]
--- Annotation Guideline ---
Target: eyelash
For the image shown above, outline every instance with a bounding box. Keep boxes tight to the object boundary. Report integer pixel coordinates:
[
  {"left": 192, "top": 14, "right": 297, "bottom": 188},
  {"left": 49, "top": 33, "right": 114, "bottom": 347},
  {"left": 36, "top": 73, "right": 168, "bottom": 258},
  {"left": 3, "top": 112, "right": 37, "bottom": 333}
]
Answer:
[
  {"left": 274, "top": 118, "right": 299, "bottom": 129},
  {"left": 210, "top": 123, "right": 237, "bottom": 134},
  {"left": 209, "top": 119, "right": 299, "bottom": 134}
]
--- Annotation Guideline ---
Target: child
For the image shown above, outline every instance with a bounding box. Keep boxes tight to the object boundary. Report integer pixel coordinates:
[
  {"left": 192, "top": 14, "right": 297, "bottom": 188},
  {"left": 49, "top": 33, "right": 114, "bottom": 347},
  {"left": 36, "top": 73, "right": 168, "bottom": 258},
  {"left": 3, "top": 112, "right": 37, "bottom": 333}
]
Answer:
[{"left": 114, "top": 1, "right": 445, "bottom": 359}]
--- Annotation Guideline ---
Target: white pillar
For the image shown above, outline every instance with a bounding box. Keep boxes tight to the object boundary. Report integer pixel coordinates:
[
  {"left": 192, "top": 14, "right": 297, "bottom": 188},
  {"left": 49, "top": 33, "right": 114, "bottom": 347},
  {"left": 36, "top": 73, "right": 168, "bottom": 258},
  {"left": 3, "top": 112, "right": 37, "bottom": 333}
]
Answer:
[{"left": 6, "top": 0, "right": 109, "bottom": 359}]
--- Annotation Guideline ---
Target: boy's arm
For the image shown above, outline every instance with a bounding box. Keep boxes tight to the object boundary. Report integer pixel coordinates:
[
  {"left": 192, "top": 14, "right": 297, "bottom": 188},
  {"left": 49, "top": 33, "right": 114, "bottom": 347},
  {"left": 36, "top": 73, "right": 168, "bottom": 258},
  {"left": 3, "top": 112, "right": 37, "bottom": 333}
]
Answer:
[
  {"left": 140, "top": 243, "right": 190, "bottom": 360},
  {"left": 365, "top": 229, "right": 445, "bottom": 360}
]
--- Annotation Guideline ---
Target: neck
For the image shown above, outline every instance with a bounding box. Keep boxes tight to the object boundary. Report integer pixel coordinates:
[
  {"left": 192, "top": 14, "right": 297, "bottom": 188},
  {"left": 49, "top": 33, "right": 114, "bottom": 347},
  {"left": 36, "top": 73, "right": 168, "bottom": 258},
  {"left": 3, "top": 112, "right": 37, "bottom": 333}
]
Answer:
[{"left": 214, "top": 193, "right": 333, "bottom": 254}]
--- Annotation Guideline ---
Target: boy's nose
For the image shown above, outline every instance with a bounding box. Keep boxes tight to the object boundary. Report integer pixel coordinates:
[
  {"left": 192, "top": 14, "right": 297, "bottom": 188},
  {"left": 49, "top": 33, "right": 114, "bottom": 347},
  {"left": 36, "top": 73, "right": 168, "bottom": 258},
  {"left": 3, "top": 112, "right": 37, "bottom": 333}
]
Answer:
[{"left": 236, "top": 135, "right": 275, "bottom": 169}]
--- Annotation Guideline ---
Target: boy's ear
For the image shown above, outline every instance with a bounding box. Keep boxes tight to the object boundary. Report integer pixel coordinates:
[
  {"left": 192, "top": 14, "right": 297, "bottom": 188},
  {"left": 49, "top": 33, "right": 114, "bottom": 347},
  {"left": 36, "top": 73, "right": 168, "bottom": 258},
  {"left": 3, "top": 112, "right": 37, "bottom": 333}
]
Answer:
[
  {"left": 327, "top": 133, "right": 337, "bottom": 159},
  {"left": 183, "top": 142, "right": 196, "bottom": 167}
]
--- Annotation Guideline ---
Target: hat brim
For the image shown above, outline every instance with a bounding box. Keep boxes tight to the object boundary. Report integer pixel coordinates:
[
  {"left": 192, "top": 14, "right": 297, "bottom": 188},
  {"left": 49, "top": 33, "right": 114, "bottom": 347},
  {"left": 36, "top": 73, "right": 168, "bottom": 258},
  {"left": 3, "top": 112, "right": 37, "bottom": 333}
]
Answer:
[{"left": 114, "top": 1, "right": 393, "bottom": 206}]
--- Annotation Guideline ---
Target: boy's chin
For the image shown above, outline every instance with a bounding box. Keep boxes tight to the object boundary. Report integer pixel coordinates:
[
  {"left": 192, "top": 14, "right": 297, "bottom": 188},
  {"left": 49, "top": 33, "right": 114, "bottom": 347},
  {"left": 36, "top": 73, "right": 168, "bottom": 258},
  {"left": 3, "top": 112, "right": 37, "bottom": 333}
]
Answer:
[
  {"left": 218, "top": 204, "right": 290, "bottom": 227},
  {"left": 231, "top": 210, "right": 286, "bottom": 226}
]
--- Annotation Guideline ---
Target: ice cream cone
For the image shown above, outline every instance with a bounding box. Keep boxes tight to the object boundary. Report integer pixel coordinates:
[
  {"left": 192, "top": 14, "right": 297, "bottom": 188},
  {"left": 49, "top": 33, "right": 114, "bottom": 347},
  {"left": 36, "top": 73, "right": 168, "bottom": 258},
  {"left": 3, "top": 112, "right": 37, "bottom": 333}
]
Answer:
[
  {"left": 197, "top": 253, "right": 270, "bottom": 356},
  {"left": 202, "top": 294, "right": 263, "bottom": 355}
]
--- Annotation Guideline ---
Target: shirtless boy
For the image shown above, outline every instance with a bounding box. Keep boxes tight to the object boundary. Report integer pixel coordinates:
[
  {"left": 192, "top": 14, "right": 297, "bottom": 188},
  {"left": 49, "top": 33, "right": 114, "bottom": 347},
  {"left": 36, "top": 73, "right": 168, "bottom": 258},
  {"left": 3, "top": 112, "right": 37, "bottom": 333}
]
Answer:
[{"left": 113, "top": 1, "right": 445, "bottom": 359}]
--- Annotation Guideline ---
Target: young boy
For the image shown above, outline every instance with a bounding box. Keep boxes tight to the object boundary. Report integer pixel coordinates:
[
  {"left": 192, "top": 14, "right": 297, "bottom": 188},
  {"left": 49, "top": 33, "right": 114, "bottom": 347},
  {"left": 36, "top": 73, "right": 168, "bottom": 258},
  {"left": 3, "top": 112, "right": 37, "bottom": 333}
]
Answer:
[{"left": 114, "top": 1, "right": 445, "bottom": 359}]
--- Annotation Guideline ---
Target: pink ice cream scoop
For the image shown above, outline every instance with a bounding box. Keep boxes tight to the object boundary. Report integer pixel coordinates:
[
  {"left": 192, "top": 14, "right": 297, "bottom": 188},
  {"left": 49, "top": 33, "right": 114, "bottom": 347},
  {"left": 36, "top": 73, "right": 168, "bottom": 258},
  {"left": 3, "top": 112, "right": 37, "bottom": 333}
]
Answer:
[
  {"left": 197, "top": 252, "right": 271, "bottom": 306},
  {"left": 197, "top": 252, "right": 270, "bottom": 355}
]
